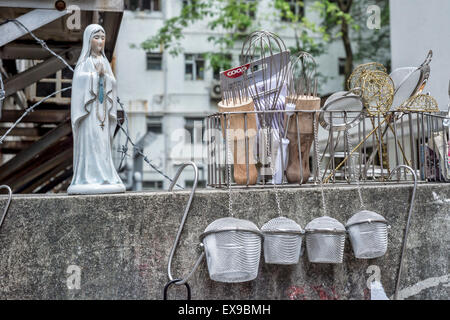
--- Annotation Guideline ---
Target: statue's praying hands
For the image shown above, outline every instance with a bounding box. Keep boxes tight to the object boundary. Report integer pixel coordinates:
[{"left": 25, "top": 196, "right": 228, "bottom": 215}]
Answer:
[{"left": 95, "top": 61, "right": 105, "bottom": 76}]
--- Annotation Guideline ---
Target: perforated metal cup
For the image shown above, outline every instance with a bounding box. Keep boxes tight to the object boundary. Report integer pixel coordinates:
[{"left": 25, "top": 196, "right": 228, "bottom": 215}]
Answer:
[
  {"left": 305, "top": 216, "right": 346, "bottom": 264},
  {"left": 200, "top": 217, "right": 263, "bottom": 283},
  {"left": 261, "top": 217, "right": 303, "bottom": 265},
  {"left": 346, "top": 210, "right": 388, "bottom": 259}
]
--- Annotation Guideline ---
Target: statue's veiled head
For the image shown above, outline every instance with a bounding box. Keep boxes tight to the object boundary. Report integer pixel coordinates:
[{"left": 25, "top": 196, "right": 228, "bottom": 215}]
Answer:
[
  {"left": 76, "top": 24, "right": 107, "bottom": 67},
  {"left": 90, "top": 30, "right": 105, "bottom": 57}
]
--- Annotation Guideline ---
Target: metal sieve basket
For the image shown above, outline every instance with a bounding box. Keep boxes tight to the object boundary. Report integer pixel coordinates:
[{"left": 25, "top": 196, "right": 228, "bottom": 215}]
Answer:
[
  {"left": 346, "top": 210, "right": 388, "bottom": 259},
  {"left": 305, "top": 216, "right": 346, "bottom": 264},
  {"left": 200, "top": 217, "right": 263, "bottom": 283},
  {"left": 261, "top": 217, "right": 304, "bottom": 265}
]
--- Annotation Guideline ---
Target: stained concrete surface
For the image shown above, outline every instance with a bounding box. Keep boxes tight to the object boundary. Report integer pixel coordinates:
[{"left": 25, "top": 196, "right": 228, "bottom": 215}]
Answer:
[{"left": 0, "top": 183, "right": 448, "bottom": 300}]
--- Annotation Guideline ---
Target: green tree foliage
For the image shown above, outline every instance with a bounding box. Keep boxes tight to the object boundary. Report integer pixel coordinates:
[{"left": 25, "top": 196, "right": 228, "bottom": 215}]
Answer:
[{"left": 137, "top": 0, "right": 390, "bottom": 91}]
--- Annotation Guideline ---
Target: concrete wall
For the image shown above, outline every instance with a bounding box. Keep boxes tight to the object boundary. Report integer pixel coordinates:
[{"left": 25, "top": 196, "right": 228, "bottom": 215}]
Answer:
[
  {"left": 390, "top": 0, "right": 450, "bottom": 110},
  {"left": 0, "top": 183, "right": 448, "bottom": 300}
]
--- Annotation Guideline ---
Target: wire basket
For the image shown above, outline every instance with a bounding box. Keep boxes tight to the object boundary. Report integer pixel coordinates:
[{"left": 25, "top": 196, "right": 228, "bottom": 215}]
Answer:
[
  {"left": 200, "top": 217, "right": 263, "bottom": 283},
  {"left": 206, "top": 110, "right": 450, "bottom": 187},
  {"left": 346, "top": 210, "right": 388, "bottom": 259},
  {"left": 261, "top": 217, "right": 304, "bottom": 265},
  {"left": 305, "top": 216, "right": 346, "bottom": 264}
]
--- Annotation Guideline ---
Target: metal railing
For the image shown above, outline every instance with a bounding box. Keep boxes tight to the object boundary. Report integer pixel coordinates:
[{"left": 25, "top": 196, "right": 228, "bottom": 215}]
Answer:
[{"left": 205, "top": 110, "right": 450, "bottom": 188}]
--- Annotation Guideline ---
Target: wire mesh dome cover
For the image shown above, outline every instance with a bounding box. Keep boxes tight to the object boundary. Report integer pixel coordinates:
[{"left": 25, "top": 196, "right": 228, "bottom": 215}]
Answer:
[
  {"left": 305, "top": 216, "right": 346, "bottom": 264},
  {"left": 346, "top": 210, "right": 388, "bottom": 259},
  {"left": 200, "top": 217, "right": 263, "bottom": 283},
  {"left": 261, "top": 217, "right": 304, "bottom": 265}
]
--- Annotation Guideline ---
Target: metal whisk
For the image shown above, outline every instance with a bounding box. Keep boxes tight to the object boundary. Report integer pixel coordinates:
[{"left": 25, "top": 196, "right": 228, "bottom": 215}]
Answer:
[
  {"left": 284, "top": 51, "right": 321, "bottom": 184},
  {"left": 286, "top": 51, "right": 318, "bottom": 101},
  {"left": 240, "top": 30, "right": 289, "bottom": 130}
]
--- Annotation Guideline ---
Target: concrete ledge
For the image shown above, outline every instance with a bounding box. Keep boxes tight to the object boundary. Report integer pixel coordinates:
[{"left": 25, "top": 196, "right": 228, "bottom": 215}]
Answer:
[{"left": 0, "top": 183, "right": 448, "bottom": 300}]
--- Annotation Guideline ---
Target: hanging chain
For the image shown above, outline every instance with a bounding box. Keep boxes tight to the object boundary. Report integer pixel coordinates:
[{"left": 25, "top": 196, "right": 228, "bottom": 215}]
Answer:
[
  {"left": 313, "top": 112, "right": 327, "bottom": 215},
  {"left": 226, "top": 116, "right": 234, "bottom": 217},
  {"left": 265, "top": 126, "right": 282, "bottom": 216},
  {"left": 344, "top": 113, "right": 366, "bottom": 209}
]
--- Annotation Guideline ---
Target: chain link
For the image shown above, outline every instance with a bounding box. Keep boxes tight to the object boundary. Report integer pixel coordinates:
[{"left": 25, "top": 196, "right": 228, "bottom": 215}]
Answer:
[
  {"left": 264, "top": 126, "right": 283, "bottom": 216},
  {"left": 226, "top": 116, "right": 233, "bottom": 217},
  {"left": 344, "top": 113, "right": 366, "bottom": 209},
  {"left": 313, "top": 112, "right": 327, "bottom": 215}
]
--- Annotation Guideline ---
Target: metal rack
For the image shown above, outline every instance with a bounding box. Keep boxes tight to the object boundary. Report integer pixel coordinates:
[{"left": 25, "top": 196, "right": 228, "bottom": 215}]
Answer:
[{"left": 205, "top": 110, "right": 450, "bottom": 188}]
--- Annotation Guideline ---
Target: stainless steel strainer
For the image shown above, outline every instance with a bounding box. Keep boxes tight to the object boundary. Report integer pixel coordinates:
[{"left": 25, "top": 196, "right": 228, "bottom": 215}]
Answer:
[
  {"left": 346, "top": 210, "right": 388, "bottom": 259},
  {"left": 200, "top": 217, "right": 263, "bottom": 283},
  {"left": 261, "top": 217, "right": 304, "bottom": 265},
  {"left": 305, "top": 216, "right": 346, "bottom": 263},
  {"left": 305, "top": 115, "right": 346, "bottom": 264}
]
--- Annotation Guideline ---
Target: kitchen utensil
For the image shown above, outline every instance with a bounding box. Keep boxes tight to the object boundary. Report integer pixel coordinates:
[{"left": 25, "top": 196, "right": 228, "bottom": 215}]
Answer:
[{"left": 285, "top": 51, "right": 321, "bottom": 184}]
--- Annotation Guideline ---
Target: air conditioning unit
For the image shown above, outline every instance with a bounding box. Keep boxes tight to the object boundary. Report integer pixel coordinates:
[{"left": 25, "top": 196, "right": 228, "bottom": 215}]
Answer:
[{"left": 210, "top": 80, "right": 222, "bottom": 100}]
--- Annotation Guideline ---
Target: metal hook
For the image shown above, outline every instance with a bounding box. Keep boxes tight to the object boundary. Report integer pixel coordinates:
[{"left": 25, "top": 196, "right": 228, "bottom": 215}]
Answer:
[
  {"left": 420, "top": 49, "right": 433, "bottom": 67},
  {"left": 0, "top": 185, "right": 12, "bottom": 230},
  {"left": 388, "top": 165, "right": 417, "bottom": 300},
  {"left": 167, "top": 161, "right": 205, "bottom": 286},
  {"left": 163, "top": 279, "right": 191, "bottom": 300}
]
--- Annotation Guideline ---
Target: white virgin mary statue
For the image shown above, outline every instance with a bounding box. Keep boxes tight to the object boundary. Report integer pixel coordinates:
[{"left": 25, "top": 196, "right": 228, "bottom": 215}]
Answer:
[{"left": 67, "top": 24, "right": 126, "bottom": 195}]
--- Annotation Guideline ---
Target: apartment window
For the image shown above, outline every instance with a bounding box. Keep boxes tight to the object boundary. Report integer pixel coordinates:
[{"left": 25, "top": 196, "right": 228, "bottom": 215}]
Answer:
[
  {"left": 185, "top": 180, "right": 206, "bottom": 188},
  {"left": 147, "top": 116, "right": 163, "bottom": 134},
  {"left": 143, "top": 180, "right": 163, "bottom": 190},
  {"left": 247, "top": 0, "right": 257, "bottom": 18},
  {"left": 146, "top": 52, "right": 163, "bottom": 70},
  {"left": 185, "top": 117, "right": 204, "bottom": 144},
  {"left": 212, "top": 54, "right": 232, "bottom": 80},
  {"left": 280, "top": 0, "right": 304, "bottom": 22},
  {"left": 125, "top": 0, "right": 160, "bottom": 11},
  {"left": 185, "top": 54, "right": 205, "bottom": 81},
  {"left": 338, "top": 57, "right": 346, "bottom": 75},
  {"left": 182, "top": 0, "right": 198, "bottom": 15}
]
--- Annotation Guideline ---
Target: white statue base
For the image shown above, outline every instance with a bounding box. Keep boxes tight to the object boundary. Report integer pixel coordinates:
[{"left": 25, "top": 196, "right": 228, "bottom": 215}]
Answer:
[{"left": 67, "top": 183, "right": 126, "bottom": 195}]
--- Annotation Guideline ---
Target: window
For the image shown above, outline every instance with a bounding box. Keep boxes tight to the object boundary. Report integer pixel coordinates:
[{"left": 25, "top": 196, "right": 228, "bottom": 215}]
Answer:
[
  {"left": 143, "top": 180, "right": 163, "bottom": 190},
  {"left": 280, "top": 0, "right": 304, "bottom": 22},
  {"left": 182, "top": 0, "right": 198, "bottom": 16},
  {"left": 185, "top": 117, "right": 205, "bottom": 144},
  {"left": 147, "top": 116, "right": 163, "bottom": 134},
  {"left": 125, "top": 0, "right": 160, "bottom": 11},
  {"left": 185, "top": 54, "right": 205, "bottom": 81},
  {"left": 146, "top": 52, "right": 163, "bottom": 70},
  {"left": 248, "top": 0, "right": 257, "bottom": 18},
  {"left": 212, "top": 53, "right": 232, "bottom": 80},
  {"left": 185, "top": 180, "right": 206, "bottom": 188},
  {"left": 338, "top": 57, "right": 346, "bottom": 75},
  {"left": 28, "top": 64, "right": 73, "bottom": 104}
]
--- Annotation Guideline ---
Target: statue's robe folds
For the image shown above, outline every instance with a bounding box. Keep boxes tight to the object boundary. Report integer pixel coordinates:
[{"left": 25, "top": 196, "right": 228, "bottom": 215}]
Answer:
[{"left": 68, "top": 57, "right": 125, "bottom": 194}]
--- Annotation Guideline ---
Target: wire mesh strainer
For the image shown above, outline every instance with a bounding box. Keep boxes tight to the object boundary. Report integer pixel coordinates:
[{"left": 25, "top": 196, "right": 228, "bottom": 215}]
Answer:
[
  {"left": 200, "top": 217, "right": 263, "bottom": 283},
  {"left": 305, "top": 216, "right": 346, "bottom": 264},
  {"left": 261, "top": 217, "right": 304, "bottom": 265},
  {"left": 390, "top": 50, "right": 432, "bottom": 111},
  {"left": 346, "top": 210, "right": 388, "bottom": 259}
]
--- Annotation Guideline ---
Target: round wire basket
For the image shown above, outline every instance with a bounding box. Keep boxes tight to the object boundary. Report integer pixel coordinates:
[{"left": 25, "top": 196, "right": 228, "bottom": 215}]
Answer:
[
  {"left": 346, "top": 210, "right": 388, "bottom": 259},
  {"left": 200, "top": 217, "right": 263, "bottom": 283},
  {"left": 305, "top": 216, "right": 346, "bottom": 264},
  {"left": 261, "top": 217, "right": 304, "bottom": 265}
]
